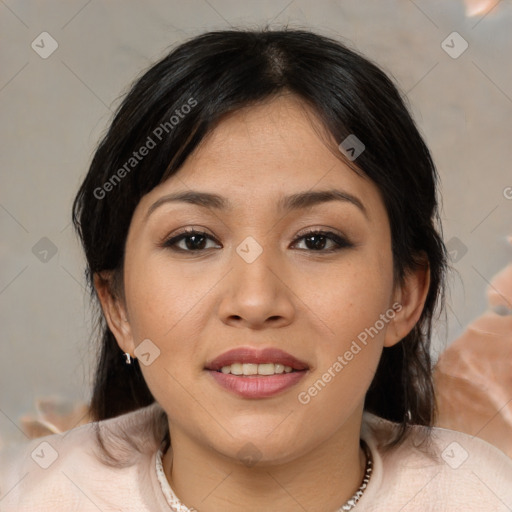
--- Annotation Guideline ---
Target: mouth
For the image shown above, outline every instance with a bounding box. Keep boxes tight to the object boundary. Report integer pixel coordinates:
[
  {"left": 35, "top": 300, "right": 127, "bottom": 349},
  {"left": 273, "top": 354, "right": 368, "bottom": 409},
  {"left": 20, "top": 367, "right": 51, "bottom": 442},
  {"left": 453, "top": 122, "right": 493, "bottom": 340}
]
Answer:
[
  {"left": 204, "top": 346, "right": 309, "bottom": 374},
  {"left": 204, "top": 347, "right": 309, "bottom": 398}
]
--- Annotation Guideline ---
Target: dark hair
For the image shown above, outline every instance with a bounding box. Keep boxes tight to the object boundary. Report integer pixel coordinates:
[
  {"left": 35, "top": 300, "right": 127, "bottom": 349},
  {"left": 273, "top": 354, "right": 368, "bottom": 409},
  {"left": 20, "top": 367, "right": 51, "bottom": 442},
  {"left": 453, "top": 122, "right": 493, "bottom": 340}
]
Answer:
[{"left": 72, "top": 26, "right": 447, "bottom": 454}]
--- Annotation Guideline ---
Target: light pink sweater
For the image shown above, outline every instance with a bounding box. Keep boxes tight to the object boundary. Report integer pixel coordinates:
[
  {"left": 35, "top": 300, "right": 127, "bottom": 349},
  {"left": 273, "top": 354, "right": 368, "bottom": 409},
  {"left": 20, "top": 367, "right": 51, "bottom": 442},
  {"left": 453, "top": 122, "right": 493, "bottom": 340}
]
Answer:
[{"left": 1, "top": 402, "right": 511, "bottom": 511}]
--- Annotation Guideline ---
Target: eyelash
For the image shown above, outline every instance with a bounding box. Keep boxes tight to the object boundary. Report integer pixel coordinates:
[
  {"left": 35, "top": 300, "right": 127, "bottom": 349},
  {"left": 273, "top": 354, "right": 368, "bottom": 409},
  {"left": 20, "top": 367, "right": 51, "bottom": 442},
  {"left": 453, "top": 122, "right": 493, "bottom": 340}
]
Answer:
[{"left": 161, "top": 227, "right": 353, "bottom": 254}]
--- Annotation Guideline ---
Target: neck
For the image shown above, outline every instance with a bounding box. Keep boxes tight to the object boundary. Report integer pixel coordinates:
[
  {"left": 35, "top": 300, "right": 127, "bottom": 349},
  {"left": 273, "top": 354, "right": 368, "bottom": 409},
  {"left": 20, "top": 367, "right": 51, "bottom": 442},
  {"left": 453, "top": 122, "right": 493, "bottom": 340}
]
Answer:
[{"left": 162, "top": 413, "right": 367, "bottom": 512}]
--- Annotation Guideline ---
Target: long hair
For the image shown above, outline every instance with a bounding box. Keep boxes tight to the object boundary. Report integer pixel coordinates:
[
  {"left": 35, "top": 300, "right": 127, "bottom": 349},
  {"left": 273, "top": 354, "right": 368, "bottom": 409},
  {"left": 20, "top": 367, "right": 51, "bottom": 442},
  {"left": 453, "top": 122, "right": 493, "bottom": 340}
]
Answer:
[{"left": 72, "top": 27, "right": 447, "bottom": 455}]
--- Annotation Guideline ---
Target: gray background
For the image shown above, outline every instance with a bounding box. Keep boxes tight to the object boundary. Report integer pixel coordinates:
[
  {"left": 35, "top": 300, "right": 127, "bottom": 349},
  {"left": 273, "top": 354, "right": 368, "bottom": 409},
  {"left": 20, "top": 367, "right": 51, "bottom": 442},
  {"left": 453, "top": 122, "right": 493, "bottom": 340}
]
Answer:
[{"left": 1, "top": 0, "right": 511, "bottom": 446}]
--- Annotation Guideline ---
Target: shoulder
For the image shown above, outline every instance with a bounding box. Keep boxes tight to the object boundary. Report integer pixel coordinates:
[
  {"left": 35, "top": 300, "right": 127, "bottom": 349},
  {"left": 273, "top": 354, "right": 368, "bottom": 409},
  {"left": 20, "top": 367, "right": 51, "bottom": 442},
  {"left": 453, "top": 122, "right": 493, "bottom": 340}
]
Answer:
[
  {"left": 359, "top": 412, "right": 512, "bottom": 511},
  {"left": 0, "top": 402, "right": 166, "bottom": 511}
]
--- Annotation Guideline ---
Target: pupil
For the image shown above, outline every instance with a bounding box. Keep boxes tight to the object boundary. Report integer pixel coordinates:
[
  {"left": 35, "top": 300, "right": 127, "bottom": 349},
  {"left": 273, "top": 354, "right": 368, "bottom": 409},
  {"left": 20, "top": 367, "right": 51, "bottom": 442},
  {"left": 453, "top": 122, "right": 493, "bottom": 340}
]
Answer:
[
  {"left": 307, "top": 235, "right": 326, "bottom": 250},
  {"left": 186, "top": 235, "right": 206, "bottom": 250}
]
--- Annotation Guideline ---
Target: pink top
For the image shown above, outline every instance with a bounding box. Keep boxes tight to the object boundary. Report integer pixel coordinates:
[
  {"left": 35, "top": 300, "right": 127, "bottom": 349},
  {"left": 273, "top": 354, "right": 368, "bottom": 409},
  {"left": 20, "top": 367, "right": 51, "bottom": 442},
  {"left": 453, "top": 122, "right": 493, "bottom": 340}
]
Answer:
[{"left": 1, "top": 401, "right": 511, "bottom": 511}]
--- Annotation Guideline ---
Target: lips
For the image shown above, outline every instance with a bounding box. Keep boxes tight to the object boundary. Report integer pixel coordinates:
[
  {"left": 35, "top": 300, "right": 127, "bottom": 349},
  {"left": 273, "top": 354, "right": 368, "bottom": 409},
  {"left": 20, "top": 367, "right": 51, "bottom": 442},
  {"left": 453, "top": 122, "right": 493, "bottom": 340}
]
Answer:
[{"left": 205, "top": 347, "right": 309, "bottom": 372}]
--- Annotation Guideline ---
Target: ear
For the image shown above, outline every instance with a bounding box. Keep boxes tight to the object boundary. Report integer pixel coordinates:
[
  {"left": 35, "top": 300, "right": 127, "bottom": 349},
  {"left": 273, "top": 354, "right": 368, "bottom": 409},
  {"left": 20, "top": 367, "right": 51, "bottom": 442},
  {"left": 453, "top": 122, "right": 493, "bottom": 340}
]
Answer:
[
  {"left": 384, "top": 258, "right": 431, "bottom": 348},
  {"left": 94, "top": 272, "right": 136, "bottom": 356}
]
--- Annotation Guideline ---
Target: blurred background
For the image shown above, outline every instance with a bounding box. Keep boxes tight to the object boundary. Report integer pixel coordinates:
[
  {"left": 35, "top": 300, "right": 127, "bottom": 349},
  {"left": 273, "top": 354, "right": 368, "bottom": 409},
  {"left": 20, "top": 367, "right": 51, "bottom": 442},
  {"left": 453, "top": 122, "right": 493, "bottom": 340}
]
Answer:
[{"left": 1, "top": 0, "right": 511, "bottom": 446}]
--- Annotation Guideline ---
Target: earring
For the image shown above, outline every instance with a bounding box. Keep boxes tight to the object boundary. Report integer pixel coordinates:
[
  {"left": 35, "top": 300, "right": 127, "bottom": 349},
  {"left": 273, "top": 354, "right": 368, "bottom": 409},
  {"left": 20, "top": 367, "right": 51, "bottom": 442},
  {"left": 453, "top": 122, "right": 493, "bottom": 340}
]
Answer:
[{"left": 124, "top": 352, "right": 132, "bottom": 365}]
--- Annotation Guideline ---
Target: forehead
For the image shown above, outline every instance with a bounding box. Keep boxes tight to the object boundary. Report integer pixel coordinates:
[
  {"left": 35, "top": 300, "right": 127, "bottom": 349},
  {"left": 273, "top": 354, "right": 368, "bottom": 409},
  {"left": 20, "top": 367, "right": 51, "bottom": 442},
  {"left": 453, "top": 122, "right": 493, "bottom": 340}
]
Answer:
[
  {"left": 135, "top": 95, "right": 386, "bottom": 222},
  {"left": 183, "top": 95, "right": 342, "bottom": 184}
]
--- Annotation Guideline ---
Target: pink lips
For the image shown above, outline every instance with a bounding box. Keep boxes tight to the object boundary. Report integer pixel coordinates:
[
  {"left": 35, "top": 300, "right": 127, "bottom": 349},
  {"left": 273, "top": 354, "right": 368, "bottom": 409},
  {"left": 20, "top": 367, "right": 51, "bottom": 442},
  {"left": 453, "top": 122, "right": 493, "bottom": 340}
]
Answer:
[{"left": 204, "top": 347, "right": 309, "bottom": 399}]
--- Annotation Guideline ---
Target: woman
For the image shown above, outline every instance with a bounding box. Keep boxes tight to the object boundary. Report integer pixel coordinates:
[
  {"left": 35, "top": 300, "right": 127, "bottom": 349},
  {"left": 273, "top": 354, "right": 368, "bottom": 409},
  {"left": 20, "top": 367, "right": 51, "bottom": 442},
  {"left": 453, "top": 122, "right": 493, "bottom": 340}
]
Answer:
[{"left": 1, "top": 27, "right": 511, "bottom": 511}]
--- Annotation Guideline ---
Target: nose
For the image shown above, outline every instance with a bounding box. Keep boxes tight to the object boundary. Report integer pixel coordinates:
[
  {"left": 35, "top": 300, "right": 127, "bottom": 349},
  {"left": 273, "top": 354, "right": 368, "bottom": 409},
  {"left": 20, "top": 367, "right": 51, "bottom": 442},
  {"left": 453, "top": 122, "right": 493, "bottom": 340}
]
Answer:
[{"left": 217, "top": 240, "right": 295, "bottom": 330}]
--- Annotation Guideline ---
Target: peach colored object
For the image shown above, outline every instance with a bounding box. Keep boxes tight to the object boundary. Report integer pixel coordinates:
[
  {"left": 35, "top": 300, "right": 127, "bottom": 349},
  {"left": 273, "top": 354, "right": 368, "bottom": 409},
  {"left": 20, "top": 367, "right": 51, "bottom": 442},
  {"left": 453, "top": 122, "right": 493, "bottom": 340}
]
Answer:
[
  {"left": 19, "top": 396, "right": 91, "bottom": 438},
  {"left": 434, "top": 237, "right": 512, "bottom": 458},
  {"left": 1, "top": 402, "right": 512, "bottom": 510},
  {"left": 487, "top": 263, "right": 512, "bottom": 312},
  {"left": 464, "top": 0, "right": 499, "bottom": 17}
]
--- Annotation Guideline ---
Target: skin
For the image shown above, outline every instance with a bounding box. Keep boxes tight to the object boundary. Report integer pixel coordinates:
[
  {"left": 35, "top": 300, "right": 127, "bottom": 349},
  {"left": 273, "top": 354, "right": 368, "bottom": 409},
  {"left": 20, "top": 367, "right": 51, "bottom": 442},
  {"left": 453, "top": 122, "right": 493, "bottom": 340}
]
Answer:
[{"left": 96, "top": 94, "right": 430, "bottom": 512}]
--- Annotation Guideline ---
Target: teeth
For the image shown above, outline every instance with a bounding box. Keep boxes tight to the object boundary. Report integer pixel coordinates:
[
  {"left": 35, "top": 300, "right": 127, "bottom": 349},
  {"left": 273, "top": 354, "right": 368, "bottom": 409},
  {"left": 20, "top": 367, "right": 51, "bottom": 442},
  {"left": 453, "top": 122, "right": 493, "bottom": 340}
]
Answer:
[{"left": 218, "top": 363, "right": 295, "bottom": 375}]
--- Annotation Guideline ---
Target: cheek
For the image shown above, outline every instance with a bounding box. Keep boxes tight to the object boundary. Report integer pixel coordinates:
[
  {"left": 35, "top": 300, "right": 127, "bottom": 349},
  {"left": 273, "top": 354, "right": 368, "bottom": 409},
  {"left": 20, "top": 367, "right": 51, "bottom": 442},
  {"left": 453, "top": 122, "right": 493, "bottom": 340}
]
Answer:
[
  {"left": 295, "top": 248, "right": 394, "bottom": 339},
  {"left": 293, "top": 249, "right": 394, "bottom": 406},
  {"left": 123, "top": 252, "right": 220, "bottom": 404},
  {"left": 295, "top": 300, "right": 391, "bottom": 433},
  {"left": 123, "top": 256, "right": 208, "bottom": 410},
  {"left": 124, "top": 252, "right": 211, "bottom": 339}
]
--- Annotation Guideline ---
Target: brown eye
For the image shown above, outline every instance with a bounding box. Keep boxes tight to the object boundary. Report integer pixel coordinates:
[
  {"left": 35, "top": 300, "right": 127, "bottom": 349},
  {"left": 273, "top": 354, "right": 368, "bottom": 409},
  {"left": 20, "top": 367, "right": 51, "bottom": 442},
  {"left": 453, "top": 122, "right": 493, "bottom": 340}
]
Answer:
[
  {"left": 179, "top": 233, "right": 208, "bottom": 251},
  {"left": 304, "top": 234, "right": 331, "bottom": 251},
  {"left": 163, "top": 229, "right": 220, "bottom": 252},
  {"left": 292, "top": 230, "right": 352, "bottom": 252}
]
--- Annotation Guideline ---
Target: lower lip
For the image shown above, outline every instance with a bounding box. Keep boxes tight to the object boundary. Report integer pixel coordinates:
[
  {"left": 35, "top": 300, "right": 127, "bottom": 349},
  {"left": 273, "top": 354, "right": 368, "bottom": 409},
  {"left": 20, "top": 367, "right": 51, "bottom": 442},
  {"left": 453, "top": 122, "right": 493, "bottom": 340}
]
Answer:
[{"left": 206, "top": 370, "right": 307, "bottom": 398}]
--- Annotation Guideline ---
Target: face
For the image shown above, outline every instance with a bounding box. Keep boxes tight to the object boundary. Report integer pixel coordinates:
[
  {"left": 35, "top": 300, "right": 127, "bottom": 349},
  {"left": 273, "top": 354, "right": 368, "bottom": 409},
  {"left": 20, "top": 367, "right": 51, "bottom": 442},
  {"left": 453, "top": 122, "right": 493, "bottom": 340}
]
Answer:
[{"left": 101, "top": 95, "right": 417, "bottom": 465}]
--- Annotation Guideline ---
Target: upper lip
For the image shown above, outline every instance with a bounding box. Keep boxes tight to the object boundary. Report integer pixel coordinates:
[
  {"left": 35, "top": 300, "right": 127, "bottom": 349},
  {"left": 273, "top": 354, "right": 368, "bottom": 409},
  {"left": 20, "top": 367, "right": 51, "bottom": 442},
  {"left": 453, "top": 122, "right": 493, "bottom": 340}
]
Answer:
[{"left": 205, "top": 347, "right": 309, "bottom": 371}]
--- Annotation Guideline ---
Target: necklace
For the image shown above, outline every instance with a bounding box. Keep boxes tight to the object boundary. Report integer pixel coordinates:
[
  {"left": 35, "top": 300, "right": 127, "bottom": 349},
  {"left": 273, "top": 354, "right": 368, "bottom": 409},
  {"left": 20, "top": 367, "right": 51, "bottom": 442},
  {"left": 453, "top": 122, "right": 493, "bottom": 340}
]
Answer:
[
  {"left": 338, "top": 439, "right": 373, "bottom": 511},
  {"left": 155, "top": 439, "right": 373, "bottom": 512}
]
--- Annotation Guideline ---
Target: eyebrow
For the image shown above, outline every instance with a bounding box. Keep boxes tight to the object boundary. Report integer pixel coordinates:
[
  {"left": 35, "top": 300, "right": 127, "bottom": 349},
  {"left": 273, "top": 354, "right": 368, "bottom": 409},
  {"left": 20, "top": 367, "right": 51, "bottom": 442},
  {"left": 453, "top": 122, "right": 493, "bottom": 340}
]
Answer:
[{"left": 145, "top": 188, "right": 368, "bottom": 220}]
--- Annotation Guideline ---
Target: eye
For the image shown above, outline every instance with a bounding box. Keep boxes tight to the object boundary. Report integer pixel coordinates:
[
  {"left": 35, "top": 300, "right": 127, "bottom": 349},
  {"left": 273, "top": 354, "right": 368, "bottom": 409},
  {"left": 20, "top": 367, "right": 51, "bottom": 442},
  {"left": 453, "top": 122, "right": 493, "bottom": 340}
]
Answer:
[
  {"left": 161, "top": 228, "right": 352, "bottom": 253},
  {"left": 291, "top": 230, "right": 352, "bottom": 252},
  {"left": 162, "top": 228, "right": 221, "bottom": 252}
]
